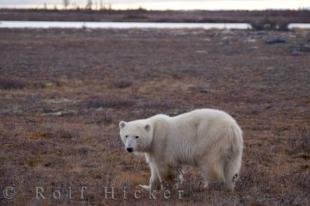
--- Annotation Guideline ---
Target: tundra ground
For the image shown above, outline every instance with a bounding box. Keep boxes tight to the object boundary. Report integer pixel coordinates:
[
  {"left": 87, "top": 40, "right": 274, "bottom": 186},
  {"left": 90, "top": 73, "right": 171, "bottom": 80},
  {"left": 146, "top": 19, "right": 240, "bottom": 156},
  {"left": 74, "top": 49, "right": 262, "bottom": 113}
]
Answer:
[{"left": 0, "top": 28, "right": 309, "bottom": 205}]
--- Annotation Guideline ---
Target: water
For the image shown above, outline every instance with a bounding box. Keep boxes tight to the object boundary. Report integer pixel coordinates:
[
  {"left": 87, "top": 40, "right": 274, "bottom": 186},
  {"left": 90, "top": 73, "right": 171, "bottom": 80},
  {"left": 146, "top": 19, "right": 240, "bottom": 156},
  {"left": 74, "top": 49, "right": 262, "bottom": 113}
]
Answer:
[
  {"left": 0, "top": 21, "right": 252, "bottom": 29},
  {"left": 1, "top": 21, "right": 309, "bottom": 30},
  {"left": 288, "top": 23, "right": 310, "bottom": 29}
]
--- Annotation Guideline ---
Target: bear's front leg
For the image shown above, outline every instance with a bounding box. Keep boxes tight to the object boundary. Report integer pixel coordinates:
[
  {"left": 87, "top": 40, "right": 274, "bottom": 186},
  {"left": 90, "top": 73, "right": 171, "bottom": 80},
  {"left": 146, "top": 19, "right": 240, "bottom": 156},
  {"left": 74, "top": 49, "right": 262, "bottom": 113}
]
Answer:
[
  {"left": 139, "top": 162, "right": 161, "bottom": 191},
  {"left": 150, "top": 162, "right": 162, "bottom": 191}
]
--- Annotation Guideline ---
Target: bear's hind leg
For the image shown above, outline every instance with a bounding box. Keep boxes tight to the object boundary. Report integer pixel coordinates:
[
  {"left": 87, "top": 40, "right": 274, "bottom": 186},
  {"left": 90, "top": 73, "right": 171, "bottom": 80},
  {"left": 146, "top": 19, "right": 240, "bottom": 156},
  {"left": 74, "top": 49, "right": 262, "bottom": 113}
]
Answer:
[{"left": 223, "top": 153, "right": 242, "bottom": 191}]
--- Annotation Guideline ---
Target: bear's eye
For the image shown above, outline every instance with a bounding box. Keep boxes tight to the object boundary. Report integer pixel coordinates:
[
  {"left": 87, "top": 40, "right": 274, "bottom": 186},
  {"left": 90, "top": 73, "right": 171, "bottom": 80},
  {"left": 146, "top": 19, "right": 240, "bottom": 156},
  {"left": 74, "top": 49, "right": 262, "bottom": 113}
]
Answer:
[
  {"left": 135, "top": 136, "right": 139, "bottom": 139},
  {"left": 125, "top": 135, "right": 128, "bottom": 138}
]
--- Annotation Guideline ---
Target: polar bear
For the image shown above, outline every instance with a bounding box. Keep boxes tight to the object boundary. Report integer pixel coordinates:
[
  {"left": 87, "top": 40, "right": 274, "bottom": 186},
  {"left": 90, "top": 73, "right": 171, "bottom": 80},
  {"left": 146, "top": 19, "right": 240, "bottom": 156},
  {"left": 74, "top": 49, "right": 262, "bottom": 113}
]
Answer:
[{"left": 119, "top": 109, "right": 243, "bottom": 191}]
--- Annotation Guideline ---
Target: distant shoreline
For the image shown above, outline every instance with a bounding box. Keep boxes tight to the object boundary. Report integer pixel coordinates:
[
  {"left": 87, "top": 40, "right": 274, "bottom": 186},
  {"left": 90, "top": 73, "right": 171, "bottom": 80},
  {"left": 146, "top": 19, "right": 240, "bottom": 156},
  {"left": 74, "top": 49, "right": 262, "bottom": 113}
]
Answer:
[{"left": 1, "top": 9, "right": 309, "bottom": 30}]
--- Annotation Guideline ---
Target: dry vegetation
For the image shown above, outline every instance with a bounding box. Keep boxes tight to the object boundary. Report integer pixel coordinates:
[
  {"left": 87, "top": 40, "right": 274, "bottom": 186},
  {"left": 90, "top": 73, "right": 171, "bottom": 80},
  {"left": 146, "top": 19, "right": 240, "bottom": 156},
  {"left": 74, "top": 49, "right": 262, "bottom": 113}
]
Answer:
[{"left": 0, "top": 27, "right": 309, "bottom": 205}]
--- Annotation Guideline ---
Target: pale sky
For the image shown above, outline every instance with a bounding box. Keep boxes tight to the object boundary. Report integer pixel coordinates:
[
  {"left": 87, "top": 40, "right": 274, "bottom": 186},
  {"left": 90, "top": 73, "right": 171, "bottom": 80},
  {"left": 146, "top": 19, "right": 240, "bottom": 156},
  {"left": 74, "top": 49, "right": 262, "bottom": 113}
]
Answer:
[{"left": 0, "top": 0, "right": 309, "bottom": 10}]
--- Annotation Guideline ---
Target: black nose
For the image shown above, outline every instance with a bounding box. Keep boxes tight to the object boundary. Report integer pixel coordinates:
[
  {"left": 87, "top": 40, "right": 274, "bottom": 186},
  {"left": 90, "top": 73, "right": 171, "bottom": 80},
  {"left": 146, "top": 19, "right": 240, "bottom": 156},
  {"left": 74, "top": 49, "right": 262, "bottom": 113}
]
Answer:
[{"left": 126, "top": 147, "right": 133, "bottom": 153}]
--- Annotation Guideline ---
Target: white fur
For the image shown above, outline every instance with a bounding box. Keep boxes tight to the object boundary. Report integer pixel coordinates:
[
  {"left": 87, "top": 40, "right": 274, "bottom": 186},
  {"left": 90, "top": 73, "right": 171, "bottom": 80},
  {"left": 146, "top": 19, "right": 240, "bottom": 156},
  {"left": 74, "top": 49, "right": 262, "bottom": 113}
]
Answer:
[{"left": 119, "top": 109, "right": 243, "bottom": 191}]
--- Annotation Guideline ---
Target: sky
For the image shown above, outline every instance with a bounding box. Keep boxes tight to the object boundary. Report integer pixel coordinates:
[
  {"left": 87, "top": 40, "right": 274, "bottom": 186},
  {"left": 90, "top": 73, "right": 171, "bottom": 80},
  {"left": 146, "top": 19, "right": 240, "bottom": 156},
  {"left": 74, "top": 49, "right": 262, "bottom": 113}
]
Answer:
[{"left": 0, "top": 0, "right": 309, "bottom": 10}]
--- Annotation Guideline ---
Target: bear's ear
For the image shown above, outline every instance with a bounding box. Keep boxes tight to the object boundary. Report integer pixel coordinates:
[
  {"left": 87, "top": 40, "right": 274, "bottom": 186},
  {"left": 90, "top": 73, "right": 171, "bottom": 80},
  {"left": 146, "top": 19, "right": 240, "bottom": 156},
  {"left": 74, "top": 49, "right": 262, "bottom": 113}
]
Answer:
[
  {"left": 119, "top": 121, "right": 127, "bottom": 129},
  {"left": 144, "top": 124, "right": 151, "bottom": 132}
]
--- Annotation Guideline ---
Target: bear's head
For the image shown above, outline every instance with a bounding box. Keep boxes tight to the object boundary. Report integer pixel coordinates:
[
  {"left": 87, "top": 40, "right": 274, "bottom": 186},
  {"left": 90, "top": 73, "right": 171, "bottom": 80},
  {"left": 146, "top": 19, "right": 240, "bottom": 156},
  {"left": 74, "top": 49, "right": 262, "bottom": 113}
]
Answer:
[{"left": 119, "top": 120, "right": 153, "bottom": 153}]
